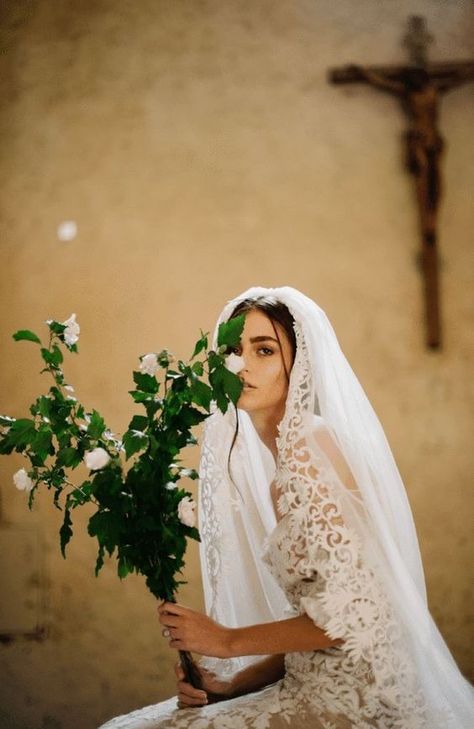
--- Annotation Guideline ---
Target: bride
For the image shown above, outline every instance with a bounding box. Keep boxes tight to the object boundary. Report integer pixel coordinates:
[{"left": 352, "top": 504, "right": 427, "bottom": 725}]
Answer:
[{"left": 99, "top": 286, "right": 473, "bottom": 728}]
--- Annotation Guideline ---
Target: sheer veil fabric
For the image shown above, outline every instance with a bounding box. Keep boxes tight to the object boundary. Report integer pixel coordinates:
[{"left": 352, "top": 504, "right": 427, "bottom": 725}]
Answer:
[{"left": 197, "top": 286, "right": 474, "bottom": 727}]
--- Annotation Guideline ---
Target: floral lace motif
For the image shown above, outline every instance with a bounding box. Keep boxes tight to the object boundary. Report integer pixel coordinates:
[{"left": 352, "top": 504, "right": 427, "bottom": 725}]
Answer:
[{"left": 260, "top": 320, "right": 431, "bottom": 727}]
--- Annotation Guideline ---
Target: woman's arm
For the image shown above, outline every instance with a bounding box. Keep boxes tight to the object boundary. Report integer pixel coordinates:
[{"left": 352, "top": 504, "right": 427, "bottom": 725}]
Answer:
[
  {"left": 227, "top": 614, "right": 343, "bottom": 658},
  {"left": 158, "top": 602, "right": 343, "bottom": 658},
  {"left": 174, "top": 653, "right": 286, "bottom": 709},
  {"left": 230, "top": 653, "right": 285, "bottom": 696}
]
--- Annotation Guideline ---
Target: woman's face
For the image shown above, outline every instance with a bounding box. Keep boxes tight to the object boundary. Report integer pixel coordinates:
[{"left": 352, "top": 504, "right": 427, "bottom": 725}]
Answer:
[{"left": 229, "top": 308, "right": 294, "bottom": 416}]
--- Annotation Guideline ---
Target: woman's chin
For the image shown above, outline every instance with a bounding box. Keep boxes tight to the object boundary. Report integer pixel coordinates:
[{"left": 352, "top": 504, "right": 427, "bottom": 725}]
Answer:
[{"left": 237, "top": 390, "right": 255, "bottom": 411}]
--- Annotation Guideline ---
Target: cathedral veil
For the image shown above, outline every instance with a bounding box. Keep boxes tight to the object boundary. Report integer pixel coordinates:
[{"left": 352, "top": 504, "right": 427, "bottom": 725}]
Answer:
[{"left": 197, "top": 286, "right": 474, "bottom": 728}]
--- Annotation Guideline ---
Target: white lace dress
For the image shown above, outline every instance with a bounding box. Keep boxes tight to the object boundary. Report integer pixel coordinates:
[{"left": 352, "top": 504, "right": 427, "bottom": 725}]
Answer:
[{"left": 98, "top": 487, "right": 428, "bottom": 729}]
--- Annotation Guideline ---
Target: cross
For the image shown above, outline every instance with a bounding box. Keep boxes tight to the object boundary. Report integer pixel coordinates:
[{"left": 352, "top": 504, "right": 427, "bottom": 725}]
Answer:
[{"left": 328, "top": 15, "right": 474, "bottom": 349}]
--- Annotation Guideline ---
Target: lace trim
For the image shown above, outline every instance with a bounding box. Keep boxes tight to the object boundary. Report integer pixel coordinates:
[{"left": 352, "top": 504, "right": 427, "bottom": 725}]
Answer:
[{"left": 267, "top": 319, "right": 430, "bottom": 726}]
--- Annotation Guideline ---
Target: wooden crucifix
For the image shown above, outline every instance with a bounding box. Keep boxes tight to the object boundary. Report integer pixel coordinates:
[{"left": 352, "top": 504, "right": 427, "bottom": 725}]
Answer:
[{"left": 328, "top": 15, "right": 474, "bottom": 349}]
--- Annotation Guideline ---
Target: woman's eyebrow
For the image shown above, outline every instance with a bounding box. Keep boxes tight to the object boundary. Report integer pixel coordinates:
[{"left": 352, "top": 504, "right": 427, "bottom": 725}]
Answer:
[{"left": 249, "top": 336, "right": 279, "bottom": 344}]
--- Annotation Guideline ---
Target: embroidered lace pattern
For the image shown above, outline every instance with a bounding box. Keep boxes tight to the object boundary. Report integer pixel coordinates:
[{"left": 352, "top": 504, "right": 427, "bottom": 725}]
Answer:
[{"left": 259, "top": 319, "right": 430, "bottom": 727}]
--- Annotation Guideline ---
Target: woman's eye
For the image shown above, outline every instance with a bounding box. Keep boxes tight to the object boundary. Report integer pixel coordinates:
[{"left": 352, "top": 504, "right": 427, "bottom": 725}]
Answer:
[{"left": 258, "top": 347, "right": 273, "bottom": 356}]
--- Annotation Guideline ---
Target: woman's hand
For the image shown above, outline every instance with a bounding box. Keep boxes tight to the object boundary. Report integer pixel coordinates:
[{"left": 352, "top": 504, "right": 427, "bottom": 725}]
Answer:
[
  {"left": 158, "top": 601, "right": 232, "bottom": 658},
  {"left": 174, "top": 661, "right": 235, "bottom": 709}
]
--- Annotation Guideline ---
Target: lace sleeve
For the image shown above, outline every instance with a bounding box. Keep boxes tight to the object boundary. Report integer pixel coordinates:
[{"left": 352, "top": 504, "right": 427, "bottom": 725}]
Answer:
[{"left": 276, "top": 422, "right": 426, "bottom": 710}]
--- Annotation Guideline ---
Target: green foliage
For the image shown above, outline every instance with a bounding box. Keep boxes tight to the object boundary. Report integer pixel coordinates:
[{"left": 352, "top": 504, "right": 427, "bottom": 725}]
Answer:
[
  {"left": 60, "top": 507, "right": 73, "bottom": 557},
  {"left": 0, "top": 310, "right": 247, "bottom": 601},
  {"left": 87, "top": 409, "right": 106, "bottom": 439},
  {"left": 12, "top": 329, "right": 41, "bottom": 344},
  {"left": 217, "top": 313, "right": 245, "bottom": 348}
]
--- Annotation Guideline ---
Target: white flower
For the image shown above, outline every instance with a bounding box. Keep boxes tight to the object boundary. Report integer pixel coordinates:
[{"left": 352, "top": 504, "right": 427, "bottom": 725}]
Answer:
[
  {"left": 165, "top": 481, "right": 177, "bottom": 490},
  {"left": 64, "top": 385, "right": 75, "bottom": 393},
  {"left": 84, "top": 447, "right": 110, "bottom": 471},
  {"left": 224, "top": 353, "right": 245, "bottom": 374},
  {"left": 13, "top": 468, "right": 34, "bottom": 492},
  {"left": 62, "top": 313, "right": 80, "bottom": 345},
  {"left": 177, "top": 496, "right": 196, "bottom": 528},
  {"left": 139, "top": 353, "right": 159, "bottom": 376}
]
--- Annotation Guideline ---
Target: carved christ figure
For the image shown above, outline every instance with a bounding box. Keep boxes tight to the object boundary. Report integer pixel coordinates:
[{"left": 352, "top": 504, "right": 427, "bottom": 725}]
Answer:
[{"left": 346, "top": 64, "right": 472, "bottom": 247}]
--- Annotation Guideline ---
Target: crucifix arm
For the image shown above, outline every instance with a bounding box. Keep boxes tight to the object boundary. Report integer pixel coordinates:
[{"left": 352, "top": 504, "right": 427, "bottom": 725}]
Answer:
[
  {"left": 347, "top": 64, "right": 405, "bottom": 95},
  {"left": 435, "top": 65, "right": 474, "bottom": 93}
]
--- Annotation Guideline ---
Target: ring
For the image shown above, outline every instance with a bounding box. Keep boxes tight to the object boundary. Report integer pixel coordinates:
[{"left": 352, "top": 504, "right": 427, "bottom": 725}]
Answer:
[{"left": 163, "top": 628, "right": 171, "bottom": 638}]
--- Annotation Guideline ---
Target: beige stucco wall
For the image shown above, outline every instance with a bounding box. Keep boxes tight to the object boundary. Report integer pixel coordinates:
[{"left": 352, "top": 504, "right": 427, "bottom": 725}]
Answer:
[{"left": 0, "top": 1, "right": 473, "bottom": 727}]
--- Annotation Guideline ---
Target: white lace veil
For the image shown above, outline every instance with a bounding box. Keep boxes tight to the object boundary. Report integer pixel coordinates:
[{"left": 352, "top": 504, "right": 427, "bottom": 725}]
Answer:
[{"left": 197, "top": 285, "right": 473, "bottom": 727}]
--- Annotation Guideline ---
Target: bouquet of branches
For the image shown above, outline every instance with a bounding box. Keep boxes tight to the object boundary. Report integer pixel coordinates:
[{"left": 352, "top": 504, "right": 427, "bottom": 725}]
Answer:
[{"left": 0, "top": 312, "right": 245, "bottom": 690}]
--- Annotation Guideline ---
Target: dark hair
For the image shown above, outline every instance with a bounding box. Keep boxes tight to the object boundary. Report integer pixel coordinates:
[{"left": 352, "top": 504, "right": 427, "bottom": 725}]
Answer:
[{"left": 225, "top": 295, "right": 297, "bottom": 490}]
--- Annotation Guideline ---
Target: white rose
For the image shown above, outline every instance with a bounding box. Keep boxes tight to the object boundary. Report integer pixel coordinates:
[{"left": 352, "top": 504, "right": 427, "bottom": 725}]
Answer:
[
  {"left": 177, "top": 496, "right": 196, "bottom": 528},
  {"left": 62, "top": 313, "right": 80, "bottom": 345},
  {"left": 13, "top": 468, "right": 34, "bottom": 492},
  {"left": 84, "top": 447, "right": 110, "bottom": 471},
  {"left": 139, "top": 353, "right": 159, "bottom": 376},
  {"left": 224, "top": 353, "right": 245, "bottom": 374}
]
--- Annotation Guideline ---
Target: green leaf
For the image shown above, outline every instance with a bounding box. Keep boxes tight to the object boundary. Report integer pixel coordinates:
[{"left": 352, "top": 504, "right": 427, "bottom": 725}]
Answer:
[
  {"left": 68, "top": 481, "right": 93, "bottom": 506},
  {"left": 186, "top": 526, "right": 201, "bottom": 542},
  {"left": 31, "top": 426, "right": 54, "bottom": 463},
  {"left": 191, "top": 360, "right": 204, "bottom": 376},
  {"left": 191, "top": 331, "right": 208, "bottom": 359},
  {"left": 217, "top": 313, "right": 245, "bottom": 348},
  {"left": 47, "top": 321, "right": 66, "bottom": 336},
  {"left": 207, "top": 350, "right": 222, "bottom": 371},
  {"left": 88, "top": 510, "right": 122, "bottom": 556},
  {"left": 8, "top": 418, "right": 37, "bottom": 450},
  {"left": 60, "top": 507, "right": 73, "bottom": 557},
  {"left": 133, "top": 371, "right": 159, "bottom": 394},
  {"left": 94, "top": 542, "right": 105, "bottom": 576},
  {"left": 220, "top": 366, "right": 243, "bottom": 406},
  {"left": 122, "top": 429, "right": 149, "bottom": 459},
  {"left": 12, "top": 329, "right": 41, "bottom": 345},
  {"left": 37, "top": 396, "right": 52, "bottom": 421},
  {"left": 40, "top": 347, "right": 63, "bottom": 368},
  {"left": 128, "top": 390, "right": 154, "bottom": 403},
  {"left": 190, "top": 380, "right": 213, "bottom": 410},
  {"left": 128, "top": 415, "right": 149, "bottom": 432},
  {"left": 87, "top": 410, "right": 106, "bottom": 439},
  {"left": 117, "top": 558, "right": 131, "bottom": 579},
  {"left": 57, "top": 447, "right": 81, "bottom": 468},
  {"left": 179, "top": 405, "right": 208, "bottom": 427}
]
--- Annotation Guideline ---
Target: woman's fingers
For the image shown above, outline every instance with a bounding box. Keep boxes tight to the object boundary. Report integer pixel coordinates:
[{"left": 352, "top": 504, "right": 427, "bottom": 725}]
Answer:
[
  {"left": 177, "top": 680, "right": 207, "bottom": 706},
  {"left": 158, "top": 613, "right": 180, "bottom": 628},
  {"left": 177, "top": 691, "right": 207, "bottom": 707},
  {"left": 173, "top": 662, "right": 207, "bottom": 707}
]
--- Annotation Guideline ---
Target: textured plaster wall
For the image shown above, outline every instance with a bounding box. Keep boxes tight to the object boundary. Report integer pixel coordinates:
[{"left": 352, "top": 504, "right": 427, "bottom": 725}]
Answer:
[{"left": 0, "top": 1, "right": 473, "bottom": 728}]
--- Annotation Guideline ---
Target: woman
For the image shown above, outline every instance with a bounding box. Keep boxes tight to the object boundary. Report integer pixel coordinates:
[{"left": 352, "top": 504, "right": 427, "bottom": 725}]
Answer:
[{"left": 100, "top": 286, "right": 473, "bottom": 728}]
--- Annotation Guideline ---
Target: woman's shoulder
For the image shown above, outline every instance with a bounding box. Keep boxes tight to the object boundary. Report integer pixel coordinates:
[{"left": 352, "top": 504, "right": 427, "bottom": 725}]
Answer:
[{"left": 306, "top": 414, "right": 358, "bottom": 493}]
